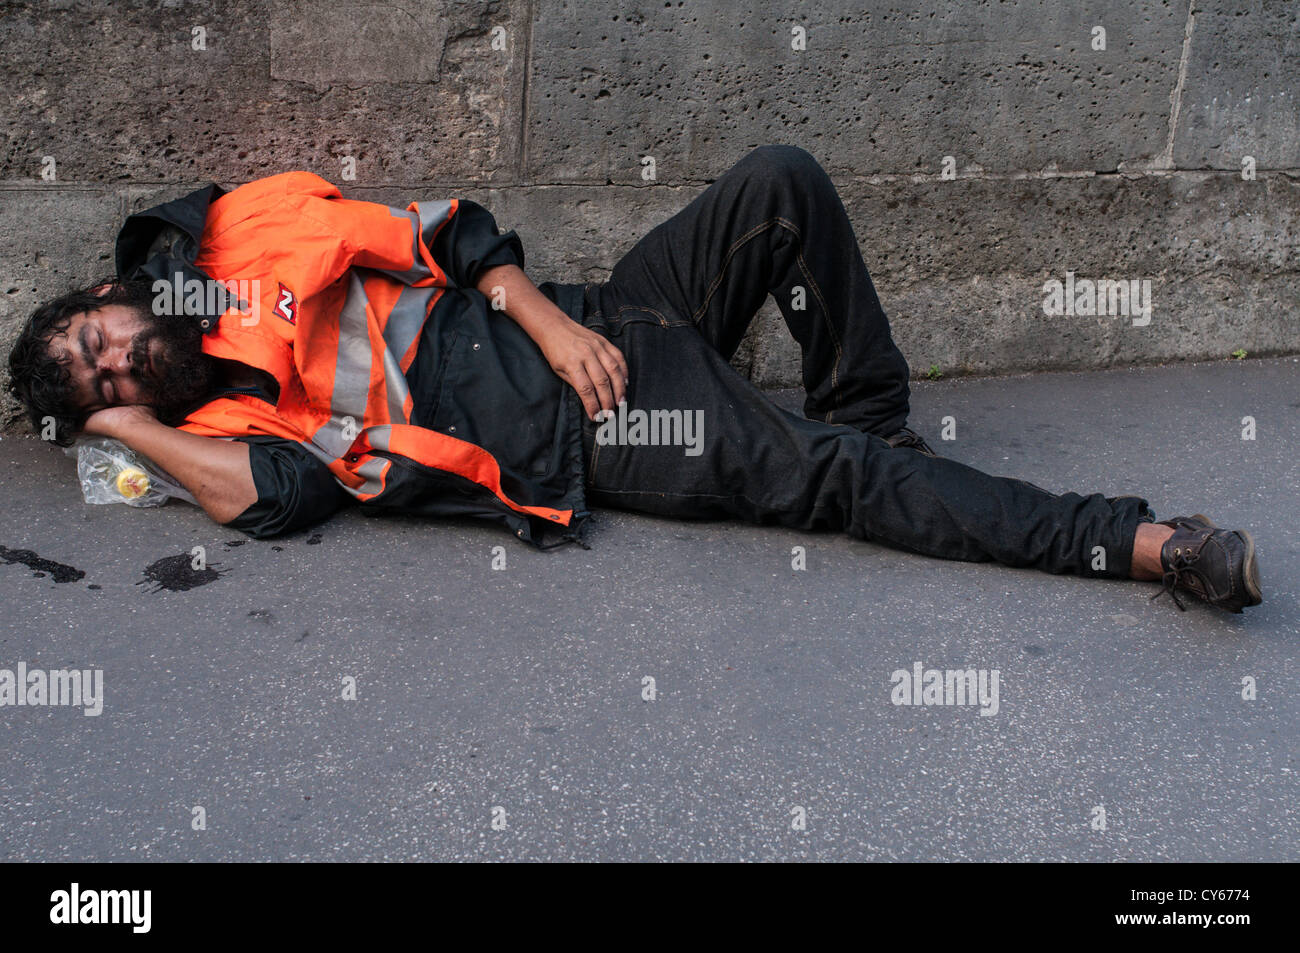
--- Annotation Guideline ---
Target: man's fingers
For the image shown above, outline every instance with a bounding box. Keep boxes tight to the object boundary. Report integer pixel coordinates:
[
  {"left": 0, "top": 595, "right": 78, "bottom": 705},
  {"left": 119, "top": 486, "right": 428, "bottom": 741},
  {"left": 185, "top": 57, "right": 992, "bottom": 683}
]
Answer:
[
  {"left": 555, "top": 333, "right": 628, "bottom": 420},
  {"left": 568, "top": 369, "right": 602, "bottom": 421},
  {"left": 608, "top": 340, "right": 630, "bottom": 386},
  {"left": 584, "top": 355, "right": 617, "bottom": 418},
  {"left": 596, "top": 341, "right": 630, "bottom": 404}
]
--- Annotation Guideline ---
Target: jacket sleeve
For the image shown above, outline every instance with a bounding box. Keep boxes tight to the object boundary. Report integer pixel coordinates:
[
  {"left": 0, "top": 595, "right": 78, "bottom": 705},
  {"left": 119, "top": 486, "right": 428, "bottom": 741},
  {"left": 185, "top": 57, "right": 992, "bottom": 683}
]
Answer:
[
  {"left": 273, "top": 180, "right": 525, "bottom": 291},
  {"left": 224, "top": 436, "right": 350, "bottom": 539},
  {"left": 426, "top": 199, "right": 525, "bottom": 289}
]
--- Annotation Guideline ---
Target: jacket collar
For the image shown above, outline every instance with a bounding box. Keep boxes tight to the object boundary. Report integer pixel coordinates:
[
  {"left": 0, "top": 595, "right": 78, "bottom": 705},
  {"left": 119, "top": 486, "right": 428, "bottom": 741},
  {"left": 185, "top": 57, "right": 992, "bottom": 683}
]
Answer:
[{"left": 113, "top": 183, "right": 229, "bottom": 333}]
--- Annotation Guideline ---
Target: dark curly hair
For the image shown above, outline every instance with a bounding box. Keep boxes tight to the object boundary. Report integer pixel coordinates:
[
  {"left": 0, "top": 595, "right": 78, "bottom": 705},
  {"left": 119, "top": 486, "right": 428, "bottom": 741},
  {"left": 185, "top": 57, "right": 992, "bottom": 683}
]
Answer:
[{"left": 6, "top": 277, "right": 157, "bottom": 446}]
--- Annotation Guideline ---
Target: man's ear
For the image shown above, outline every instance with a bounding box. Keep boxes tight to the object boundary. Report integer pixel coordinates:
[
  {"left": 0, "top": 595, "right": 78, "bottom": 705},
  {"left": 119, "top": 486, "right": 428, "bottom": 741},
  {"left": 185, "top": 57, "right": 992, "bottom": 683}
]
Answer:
[{"left": 89, "top": 283, "right": 112, "bottom": 296}]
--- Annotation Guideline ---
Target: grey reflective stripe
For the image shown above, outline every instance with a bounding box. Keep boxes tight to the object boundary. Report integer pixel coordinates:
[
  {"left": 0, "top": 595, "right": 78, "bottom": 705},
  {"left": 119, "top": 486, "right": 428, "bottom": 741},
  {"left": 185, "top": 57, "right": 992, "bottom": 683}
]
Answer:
[
  {"left": 301, "top": 197, "right": 451, "bottom": 491},
  {"left": 297, "top": 434, "right": 387, "bottom": 501},
  {"left": 381, "top": 345, "right": 410, "bottom": 423},
  {"left": 345, "top": 456, "right": 388, "bottom": 498},
  {"left": 376, "top": 203, "right": 442, "bottom": 285},
  {"left": 382, "top": 284, "right": 433, "bottom": 365},
  {"left": 297, "top": 436, "right": 387, "bottom": 498},
  {"left": 344, "top": 425, "right": 392, "bottom": 498},
  {"left": 311, "top": 273, "right": 373, "bottom": 461},
  {"left": 375, "top": 200, "right": 451, "bottom": 285},
  {"left": 416, "top": 199, "right": 454, "bottom": 247},
  {"left": 380, "top": 284, "right": 431, "bottom": 423}
]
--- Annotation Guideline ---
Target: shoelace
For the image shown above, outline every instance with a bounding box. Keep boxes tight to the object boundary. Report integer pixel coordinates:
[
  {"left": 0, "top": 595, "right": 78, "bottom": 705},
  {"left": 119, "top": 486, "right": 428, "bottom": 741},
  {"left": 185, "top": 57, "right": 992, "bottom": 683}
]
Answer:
[{"left": 1151, "top": 547, "right": 1201, "bottom": 611}]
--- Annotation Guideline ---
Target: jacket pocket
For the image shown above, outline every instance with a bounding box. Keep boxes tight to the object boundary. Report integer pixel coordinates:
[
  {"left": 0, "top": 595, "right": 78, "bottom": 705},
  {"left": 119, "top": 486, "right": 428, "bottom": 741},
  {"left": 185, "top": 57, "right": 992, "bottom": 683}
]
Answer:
[{"left": 412, "top": 329, "right": 462, "bottom": 431}]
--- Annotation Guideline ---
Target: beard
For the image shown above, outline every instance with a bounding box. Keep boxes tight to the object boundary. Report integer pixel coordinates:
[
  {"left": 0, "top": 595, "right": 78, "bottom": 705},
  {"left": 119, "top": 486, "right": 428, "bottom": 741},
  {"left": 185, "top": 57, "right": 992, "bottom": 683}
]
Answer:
[{"left": 128, "top": 310, "right": 217, "bottom": 426}]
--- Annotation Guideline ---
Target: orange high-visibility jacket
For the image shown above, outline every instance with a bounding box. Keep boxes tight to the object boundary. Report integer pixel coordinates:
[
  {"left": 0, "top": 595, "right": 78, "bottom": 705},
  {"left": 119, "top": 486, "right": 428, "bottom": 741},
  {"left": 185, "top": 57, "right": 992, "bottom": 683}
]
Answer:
[{"left": 113, "top": 172, "right": 590, "bottom": 546}]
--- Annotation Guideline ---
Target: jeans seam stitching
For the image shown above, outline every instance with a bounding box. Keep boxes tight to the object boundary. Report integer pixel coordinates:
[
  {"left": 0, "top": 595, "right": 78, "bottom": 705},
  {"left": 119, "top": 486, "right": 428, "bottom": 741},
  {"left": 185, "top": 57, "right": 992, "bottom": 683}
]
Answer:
[
  {"left": 789, "top": 238, "right": 845, "bottom": 422},
  {"left": 690, "top": 218, "right": 781, "bottom": 325},
  {"left": 614, "top": 303, "right": 672, "bottom": 327},
  {"left": 688, "top": 215, "right": 847, "bottom": 419}
]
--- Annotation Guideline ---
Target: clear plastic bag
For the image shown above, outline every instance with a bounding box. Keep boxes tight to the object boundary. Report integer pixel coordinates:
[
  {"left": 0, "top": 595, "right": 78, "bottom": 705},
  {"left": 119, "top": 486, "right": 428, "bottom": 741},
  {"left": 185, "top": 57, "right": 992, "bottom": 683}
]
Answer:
[{"left": 64, "top": 437, "right": 197, "bottom": 508}]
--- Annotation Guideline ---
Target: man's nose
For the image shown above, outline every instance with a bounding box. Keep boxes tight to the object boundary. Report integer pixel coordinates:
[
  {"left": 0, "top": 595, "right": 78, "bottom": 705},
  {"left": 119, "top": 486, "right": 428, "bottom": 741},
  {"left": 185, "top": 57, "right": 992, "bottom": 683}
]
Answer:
[{"left": 97, "top": 345, "right": 131, "bottom": 375}]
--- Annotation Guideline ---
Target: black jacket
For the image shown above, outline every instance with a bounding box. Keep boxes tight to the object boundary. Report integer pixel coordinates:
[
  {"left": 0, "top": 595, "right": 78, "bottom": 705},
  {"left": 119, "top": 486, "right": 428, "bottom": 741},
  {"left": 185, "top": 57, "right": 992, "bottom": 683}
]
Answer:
[{"left": 113, "top": 181, "right": 592, "bottom": 545}]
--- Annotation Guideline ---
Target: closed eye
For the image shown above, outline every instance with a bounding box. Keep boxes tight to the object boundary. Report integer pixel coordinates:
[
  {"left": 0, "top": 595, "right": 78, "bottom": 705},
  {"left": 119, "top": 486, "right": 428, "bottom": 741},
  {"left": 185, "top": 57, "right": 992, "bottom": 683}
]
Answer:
[{"left": 78, "top": 324, "right": 112, "bottom": 406}]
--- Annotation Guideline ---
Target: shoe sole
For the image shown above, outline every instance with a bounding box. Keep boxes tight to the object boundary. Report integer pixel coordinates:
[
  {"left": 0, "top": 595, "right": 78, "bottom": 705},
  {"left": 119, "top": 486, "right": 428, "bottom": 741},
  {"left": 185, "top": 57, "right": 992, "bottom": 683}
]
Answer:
[{"left": 1238, "top": 529, "right": 1263, "bottom": 607}]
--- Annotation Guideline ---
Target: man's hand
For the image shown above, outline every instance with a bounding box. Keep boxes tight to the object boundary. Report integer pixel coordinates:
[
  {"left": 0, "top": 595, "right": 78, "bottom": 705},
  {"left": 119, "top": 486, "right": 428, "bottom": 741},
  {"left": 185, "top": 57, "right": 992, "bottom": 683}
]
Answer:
[
  {"left": 476, "top": 263, "right": 629, "bottom": 421},
  {"left": 80, "top": 403, "right": 158, "bottom": 439},
  {"left": 535, "top": 318, "right": 629, "bottom": 422}
]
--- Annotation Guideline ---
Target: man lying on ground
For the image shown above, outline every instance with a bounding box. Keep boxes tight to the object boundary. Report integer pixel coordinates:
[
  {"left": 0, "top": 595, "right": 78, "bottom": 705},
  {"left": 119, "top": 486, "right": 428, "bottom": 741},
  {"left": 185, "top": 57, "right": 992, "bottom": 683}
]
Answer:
[{"left": 6, "top": 146, "right": 1262, "bottom": 612}]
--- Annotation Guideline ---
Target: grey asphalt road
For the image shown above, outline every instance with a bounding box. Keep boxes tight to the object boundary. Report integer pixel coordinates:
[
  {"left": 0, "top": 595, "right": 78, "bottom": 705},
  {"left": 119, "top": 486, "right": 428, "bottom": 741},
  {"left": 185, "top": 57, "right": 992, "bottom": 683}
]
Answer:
[{"left": 1, "top": 357, "right": 1296, "bottom": 862}]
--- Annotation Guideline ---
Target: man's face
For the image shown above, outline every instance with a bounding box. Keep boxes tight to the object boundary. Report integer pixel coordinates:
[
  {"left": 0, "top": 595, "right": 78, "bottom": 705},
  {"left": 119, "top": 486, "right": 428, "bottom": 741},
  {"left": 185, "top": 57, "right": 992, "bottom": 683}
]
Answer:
[{"left": 46, "top": 300, "right": 215, "bottom": 423}]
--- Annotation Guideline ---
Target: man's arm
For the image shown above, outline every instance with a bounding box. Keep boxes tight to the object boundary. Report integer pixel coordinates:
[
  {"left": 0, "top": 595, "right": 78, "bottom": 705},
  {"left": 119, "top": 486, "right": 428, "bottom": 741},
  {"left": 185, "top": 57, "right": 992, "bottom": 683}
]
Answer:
[
  {"left": 80, "top": 405, "right": 257, "bottom": 524},
  {"left": 289, "top": 187, "right": 627, "bottom": 419},
  {"left": 475, "top": 263, "right": 628, "bottom": 421}
]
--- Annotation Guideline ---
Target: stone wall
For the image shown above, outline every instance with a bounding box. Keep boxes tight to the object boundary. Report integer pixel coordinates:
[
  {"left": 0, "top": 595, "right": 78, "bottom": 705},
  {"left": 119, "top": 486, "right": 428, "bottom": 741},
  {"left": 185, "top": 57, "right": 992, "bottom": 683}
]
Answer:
[{"left": 3, "top": 0, "right": 1297, "bottom": 430}]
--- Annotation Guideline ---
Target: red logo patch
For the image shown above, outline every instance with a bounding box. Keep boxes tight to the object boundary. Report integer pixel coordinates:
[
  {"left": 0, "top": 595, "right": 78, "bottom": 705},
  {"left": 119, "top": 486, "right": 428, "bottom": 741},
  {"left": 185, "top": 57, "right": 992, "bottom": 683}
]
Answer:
[{"left": 274, "top": 283, "right": 298, "bottom": 325}]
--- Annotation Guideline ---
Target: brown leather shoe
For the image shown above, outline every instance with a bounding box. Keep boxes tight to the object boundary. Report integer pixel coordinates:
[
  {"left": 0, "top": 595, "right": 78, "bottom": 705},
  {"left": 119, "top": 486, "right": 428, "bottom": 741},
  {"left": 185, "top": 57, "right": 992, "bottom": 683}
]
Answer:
[
  {"left": 1151, "top": 514, "right": 1262, "bottom": 613},
  {"left": 883, "top": 427, "right": 937, "bottom": 457}
]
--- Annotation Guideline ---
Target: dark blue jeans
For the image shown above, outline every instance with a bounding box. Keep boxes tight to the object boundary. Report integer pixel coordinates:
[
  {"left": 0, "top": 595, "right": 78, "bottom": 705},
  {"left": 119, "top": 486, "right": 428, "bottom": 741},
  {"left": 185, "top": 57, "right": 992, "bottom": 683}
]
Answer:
[{"left": 573, "top": 145, "right": 1152, "bottom": 577}]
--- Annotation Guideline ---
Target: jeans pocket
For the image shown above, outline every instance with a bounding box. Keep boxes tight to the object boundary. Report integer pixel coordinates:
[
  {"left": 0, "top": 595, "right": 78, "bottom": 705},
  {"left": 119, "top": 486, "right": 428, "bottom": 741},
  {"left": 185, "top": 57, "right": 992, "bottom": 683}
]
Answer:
[{"left": 605, "top": 304, "right": 689, "bottom": 333}]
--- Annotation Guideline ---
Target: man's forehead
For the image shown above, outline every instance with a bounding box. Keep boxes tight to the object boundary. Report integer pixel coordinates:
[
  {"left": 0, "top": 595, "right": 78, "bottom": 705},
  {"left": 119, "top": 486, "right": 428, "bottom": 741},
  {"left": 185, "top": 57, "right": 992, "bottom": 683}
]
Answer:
[{"left": 50, "top": 303, "right": 138, "bottom": 352}]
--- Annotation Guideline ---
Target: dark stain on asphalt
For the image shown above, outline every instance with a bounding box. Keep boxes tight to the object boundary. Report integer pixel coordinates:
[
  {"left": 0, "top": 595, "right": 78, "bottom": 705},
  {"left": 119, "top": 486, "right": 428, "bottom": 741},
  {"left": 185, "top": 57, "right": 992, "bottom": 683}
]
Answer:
[
  {"left": 1023, "top": 644, "right": 1046, "bottom": 657},
  {"left": 225, "top": 539, "right": 248, "bottom": 548},
  {"left": 271, "top": 546, "right": 283, "bottom": 552},
  {"left": 137, "top": 553, "right": 225, "bottom": 593},
  {"left": 248, "top": 609, "right": 273, "bottom": 624},
  {"left": 0, "top": 545, "right": 85, "bottom": 583},
  {"left": 306, "top": 533, "right": 322, "bottom": 546}
]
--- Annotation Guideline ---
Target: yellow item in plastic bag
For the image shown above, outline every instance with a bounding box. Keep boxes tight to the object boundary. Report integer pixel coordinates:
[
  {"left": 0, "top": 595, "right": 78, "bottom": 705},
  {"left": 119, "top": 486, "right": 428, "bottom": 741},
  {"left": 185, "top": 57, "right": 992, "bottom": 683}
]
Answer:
[
  {"left": 66, "top": 438, "right": 197, "bottom": 508},
  {"left": 115, "top": 467, "right": 151, "bottom": 499}
]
